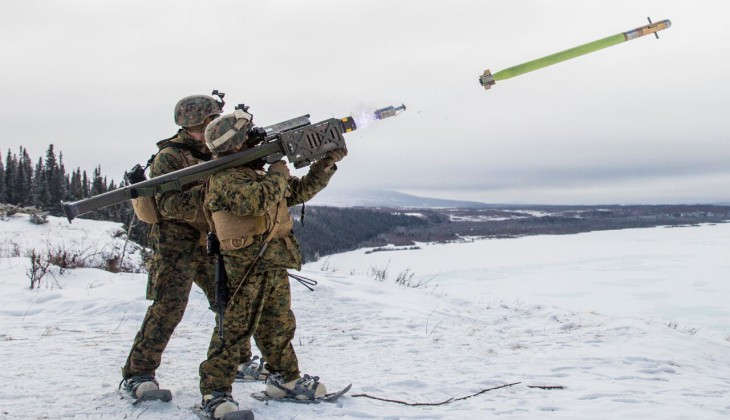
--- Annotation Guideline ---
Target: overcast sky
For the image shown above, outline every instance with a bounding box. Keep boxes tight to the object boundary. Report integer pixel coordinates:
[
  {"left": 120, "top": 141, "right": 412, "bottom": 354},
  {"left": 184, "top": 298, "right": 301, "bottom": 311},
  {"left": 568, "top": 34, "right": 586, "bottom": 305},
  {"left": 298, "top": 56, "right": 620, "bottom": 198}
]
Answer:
[{"left": 2, "top": 0, "right": 729, "bottom": 205}]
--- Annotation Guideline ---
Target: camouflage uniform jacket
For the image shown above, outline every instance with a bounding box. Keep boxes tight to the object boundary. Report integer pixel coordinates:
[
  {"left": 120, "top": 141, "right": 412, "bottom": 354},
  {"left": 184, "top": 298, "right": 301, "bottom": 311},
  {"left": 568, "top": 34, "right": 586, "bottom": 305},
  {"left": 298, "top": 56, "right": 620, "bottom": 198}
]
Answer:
[
  {"left": 205, "top": 160, "right": 337, "bottom": 271},
  {"left": 149, "top": 130, "right": 212, "bottom": 251}
]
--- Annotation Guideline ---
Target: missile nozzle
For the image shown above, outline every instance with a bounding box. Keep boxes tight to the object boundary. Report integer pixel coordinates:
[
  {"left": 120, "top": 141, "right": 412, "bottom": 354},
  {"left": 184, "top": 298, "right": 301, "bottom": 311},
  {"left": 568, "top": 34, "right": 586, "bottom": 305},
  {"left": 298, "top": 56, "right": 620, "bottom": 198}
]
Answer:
[
  {"left": 479, "top": 69, "right": 495, "bottom": 89},
  {"left": 340, "top": 116, "right": 357, "bottom": 132}
]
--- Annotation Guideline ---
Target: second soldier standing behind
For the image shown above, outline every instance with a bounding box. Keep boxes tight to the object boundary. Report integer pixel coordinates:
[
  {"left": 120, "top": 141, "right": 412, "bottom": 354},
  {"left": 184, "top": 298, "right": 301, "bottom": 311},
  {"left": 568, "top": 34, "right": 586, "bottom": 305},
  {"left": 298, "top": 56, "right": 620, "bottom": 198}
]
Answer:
[
  {"left": 120, "top": 94, "right": 264, "bottom": 401},
  {"left": 197, "top": 107, "right": 347, "bottom": 419}
]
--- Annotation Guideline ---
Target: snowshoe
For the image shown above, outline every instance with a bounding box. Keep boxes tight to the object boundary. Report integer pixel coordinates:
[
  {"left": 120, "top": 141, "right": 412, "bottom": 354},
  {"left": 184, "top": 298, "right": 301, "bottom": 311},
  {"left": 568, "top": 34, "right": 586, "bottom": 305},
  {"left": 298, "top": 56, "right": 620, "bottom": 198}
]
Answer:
[
  {"left": 119, "top": 374, "right": 172, "bottom": 403},
  {"left": 252, "top": 373, "right": 350, "bottom": 403},
  {"left": 193, "top": 392, "right": 254, "bottom": 420},
  {"left": 252, "top": 381, "right": 351, "bottom": 404},
  {"left": 235, "top": 356, "right": 269, "bottom": 382},
  {"left": 266, "top": 373, "right": 327, "bottom": 400}
]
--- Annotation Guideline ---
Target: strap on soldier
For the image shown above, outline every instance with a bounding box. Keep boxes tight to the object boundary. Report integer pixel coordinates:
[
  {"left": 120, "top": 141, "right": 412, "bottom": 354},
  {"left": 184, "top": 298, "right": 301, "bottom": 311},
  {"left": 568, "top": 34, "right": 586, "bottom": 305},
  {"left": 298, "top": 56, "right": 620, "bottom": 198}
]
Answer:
[
  {"left": 132, "top": 136, "right": 213, "bottom": 182},
  {"left": 206, "top": 231, "right": 227, "bottom": 344},
  {"left": 156, "top": 139, "right": 212, "bottom": 162}
]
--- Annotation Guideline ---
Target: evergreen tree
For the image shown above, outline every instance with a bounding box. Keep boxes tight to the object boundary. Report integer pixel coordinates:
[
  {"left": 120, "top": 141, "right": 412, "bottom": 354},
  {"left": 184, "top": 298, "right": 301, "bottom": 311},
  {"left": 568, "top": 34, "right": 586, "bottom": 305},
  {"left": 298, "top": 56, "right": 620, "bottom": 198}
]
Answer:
[
  {"left": 68, "top": 168, "right": 84, "bottom": 201},
  {"left": 91, "top": 166, "right": 106, "bottom": 196},
  {"left": 15, "top": 147, "right": 33, "bottom": 206},
  {"left": 86, "top": 166, "right": 108, "bottom": 219},
  {"left": 31, "top": 157, "right": 50, "bottom": 209},
  {"left": 0, "top": 158, "right": 5, "bottom": 203},
  {"left": 63, "top": 171, "right": 71, "bottom": 201},
  {"left": 82, "top": 170, "right": 90, "bottom": 198},
  {"left": 4, "top": 150, "right": 16, "bottom": 204},
  {"left": 57, "top": 151, "right": 67, "bottom": 203},
  {"left": 45, "top": 145, "right": 66, "bottom": 215}
]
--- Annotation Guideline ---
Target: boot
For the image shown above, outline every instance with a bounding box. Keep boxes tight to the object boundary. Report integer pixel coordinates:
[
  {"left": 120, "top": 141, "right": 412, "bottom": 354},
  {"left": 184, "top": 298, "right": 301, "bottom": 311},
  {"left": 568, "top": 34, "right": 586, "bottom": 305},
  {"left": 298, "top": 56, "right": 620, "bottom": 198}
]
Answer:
[
  {"left": 120, "top": 374, "right": 159, "bottom": 399},
  {"left": 265, "top": 373, "right": 327, "bottom": 400},
  {"left": 235, "top": 356, "right": 269, "bottom": 382},
  {"left": 202, "top": 392, "right": 239, "bottom": 420}
]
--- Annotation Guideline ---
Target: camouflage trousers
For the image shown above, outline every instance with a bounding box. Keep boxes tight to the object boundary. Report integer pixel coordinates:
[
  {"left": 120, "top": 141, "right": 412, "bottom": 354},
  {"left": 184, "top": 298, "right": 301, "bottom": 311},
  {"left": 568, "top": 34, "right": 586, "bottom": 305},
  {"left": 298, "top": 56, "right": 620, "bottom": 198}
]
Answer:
[
  {"left": 199, "top": 263, "right": 300, "bottom": 395},
  {"left": 122, "top": 247, "right": 253, "bottom": 379}
]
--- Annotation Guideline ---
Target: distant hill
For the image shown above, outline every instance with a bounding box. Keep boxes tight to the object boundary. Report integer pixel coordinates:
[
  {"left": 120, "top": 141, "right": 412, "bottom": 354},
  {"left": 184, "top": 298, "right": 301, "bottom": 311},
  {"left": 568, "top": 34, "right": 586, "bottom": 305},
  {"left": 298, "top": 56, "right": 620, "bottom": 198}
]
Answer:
[
  {"left": 290, "top": 203, "right": 730, "bottom": 263},
  {"left": 310, "top": 188, "right": 493, "bottom": 209}
]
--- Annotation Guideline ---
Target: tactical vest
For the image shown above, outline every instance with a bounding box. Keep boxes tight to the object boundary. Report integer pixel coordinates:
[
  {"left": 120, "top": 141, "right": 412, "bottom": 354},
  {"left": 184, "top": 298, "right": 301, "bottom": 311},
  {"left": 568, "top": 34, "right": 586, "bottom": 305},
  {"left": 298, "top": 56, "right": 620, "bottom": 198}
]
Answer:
[
  {"left": 210, "top": 168, "right": 294, "bottom": 251},
  {"left": 131, "top": 137, "right": 210, "bottom": 235}
]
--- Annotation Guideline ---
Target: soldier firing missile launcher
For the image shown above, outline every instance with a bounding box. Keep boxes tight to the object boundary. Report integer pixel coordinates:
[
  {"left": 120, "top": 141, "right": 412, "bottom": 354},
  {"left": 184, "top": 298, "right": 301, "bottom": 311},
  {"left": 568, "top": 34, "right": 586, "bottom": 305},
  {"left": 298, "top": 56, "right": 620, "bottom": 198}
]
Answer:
[
  {"left": 479, "top": 18, "right": 671, "bottom": 90},
  {"left": 61, "top": 105, "right": 406, "bottom": 222}
]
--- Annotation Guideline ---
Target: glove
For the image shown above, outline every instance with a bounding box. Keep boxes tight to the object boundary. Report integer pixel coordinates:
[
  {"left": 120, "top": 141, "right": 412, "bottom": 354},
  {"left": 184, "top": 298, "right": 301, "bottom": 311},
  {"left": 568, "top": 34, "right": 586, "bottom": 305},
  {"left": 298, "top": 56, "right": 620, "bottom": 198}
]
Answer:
[
  {"left": 267, "top": 160, "right": 291, "bottom": 178},
  {"left": 318, "top": 148, "right": 348, "bottom": 167}
]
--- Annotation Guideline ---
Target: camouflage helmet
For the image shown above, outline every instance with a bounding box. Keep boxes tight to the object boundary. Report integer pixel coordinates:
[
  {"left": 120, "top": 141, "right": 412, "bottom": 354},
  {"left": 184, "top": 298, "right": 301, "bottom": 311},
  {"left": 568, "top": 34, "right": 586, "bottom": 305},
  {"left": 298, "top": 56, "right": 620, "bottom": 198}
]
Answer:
[
  {"left": 204, "top": 108, "right": 254, "bottom": 155},
  {"left": 174, "top": 94, "right": 223, "bottom": 127}
]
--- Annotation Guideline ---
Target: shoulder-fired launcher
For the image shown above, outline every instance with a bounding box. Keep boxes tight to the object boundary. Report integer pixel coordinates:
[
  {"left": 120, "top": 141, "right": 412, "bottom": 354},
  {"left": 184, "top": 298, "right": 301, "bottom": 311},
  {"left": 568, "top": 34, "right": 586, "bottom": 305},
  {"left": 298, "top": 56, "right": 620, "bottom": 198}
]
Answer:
[{"left": 61, "top": 105, "right": 405, "bottom": 222}]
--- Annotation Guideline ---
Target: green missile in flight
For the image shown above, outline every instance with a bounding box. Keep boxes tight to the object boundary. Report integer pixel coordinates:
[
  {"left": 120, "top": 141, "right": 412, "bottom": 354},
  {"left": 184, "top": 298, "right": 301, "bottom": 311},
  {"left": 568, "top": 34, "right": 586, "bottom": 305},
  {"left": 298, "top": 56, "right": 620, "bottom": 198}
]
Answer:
[{"left": 479, "top": 18, "right": 672, "bottom": 90}]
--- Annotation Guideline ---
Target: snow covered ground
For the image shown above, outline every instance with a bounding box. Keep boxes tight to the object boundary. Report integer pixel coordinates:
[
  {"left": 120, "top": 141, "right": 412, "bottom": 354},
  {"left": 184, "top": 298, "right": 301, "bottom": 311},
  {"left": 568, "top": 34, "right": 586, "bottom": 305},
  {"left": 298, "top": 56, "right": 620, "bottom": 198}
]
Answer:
[{"left": 1, "top": 213, "right": 729, "bottom": 419}]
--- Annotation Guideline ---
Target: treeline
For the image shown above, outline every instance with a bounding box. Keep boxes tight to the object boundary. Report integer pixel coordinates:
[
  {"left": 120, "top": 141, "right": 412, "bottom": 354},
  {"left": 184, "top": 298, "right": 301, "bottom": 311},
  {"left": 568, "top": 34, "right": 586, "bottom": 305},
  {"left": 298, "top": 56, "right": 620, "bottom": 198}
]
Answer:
[
  {"left": 292, "top": 205, "right": 428, "bottom": 262},
  {"left": 1, "top": 145, "right": 137, "bottom": 231}
]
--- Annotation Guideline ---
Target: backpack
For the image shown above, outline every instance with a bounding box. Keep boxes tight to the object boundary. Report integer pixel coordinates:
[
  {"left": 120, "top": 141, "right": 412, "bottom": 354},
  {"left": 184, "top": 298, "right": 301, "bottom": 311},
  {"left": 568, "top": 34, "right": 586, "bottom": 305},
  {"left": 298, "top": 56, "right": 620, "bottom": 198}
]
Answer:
[{"left": 125, "top": 135, "right": 211, "bottom": 224}]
